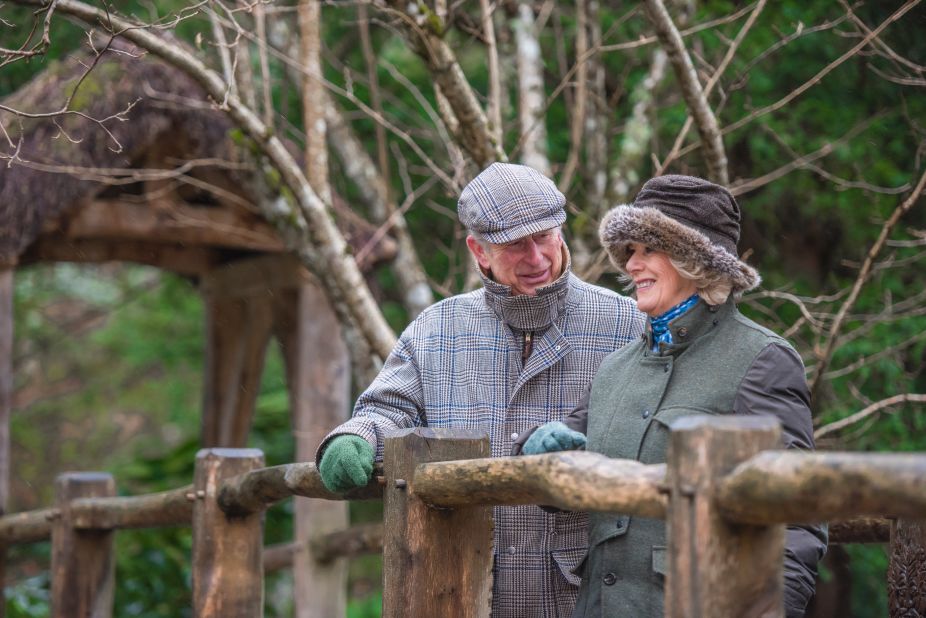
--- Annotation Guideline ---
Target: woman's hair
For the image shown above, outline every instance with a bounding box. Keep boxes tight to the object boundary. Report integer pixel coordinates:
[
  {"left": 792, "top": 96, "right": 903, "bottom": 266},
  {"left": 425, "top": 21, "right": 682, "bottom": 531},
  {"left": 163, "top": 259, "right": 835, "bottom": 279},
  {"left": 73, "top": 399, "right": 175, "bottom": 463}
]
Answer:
[
  {"left": 618, "top": 251, "right": 733, "bottom": 306},
  {"left": 668, "top": 256, "right": 733, "bottom": 305}
]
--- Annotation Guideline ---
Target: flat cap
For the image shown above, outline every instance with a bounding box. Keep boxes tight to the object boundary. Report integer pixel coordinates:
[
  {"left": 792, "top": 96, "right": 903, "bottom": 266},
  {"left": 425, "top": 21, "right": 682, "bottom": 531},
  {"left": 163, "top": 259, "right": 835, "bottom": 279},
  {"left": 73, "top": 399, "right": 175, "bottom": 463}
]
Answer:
[{"left": 458, "top": 162, "right": 566, "bottom": 244}]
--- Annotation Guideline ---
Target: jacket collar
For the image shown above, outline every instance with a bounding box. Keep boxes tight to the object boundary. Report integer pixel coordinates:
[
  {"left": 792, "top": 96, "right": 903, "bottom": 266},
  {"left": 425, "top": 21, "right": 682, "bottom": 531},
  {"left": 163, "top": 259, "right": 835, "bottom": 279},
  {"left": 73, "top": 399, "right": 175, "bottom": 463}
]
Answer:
[
  {"left": 644, "top": 296, "right": 736, "bottom": 355},
  {"left": 480, "top": 245, "right": 573, "bottom": 331}
]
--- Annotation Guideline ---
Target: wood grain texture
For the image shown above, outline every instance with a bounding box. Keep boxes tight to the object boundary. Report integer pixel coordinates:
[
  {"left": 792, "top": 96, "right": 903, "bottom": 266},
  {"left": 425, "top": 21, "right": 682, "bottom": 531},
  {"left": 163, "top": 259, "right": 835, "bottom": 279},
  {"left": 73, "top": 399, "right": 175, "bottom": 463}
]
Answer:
[
  {"left": 413, "top": 451, "right": 667, "bottom": 516},
  {"left": 383, "top": 428, "right": 493, "bottom": 618},
  {"left": 192, "top": 449, "right": 264, "bottom": 618},
  {"left": 51, "top": 472, "right": 116, "bottom": 618},
  {"left": 70, "top": 485, "right": 193, "bottom": 529},
  {"left": 665, "top": 415, "right": 784, "bottom": 618},
  {"left": 716, "top": 451, "right": 926, "bottom": 524}
]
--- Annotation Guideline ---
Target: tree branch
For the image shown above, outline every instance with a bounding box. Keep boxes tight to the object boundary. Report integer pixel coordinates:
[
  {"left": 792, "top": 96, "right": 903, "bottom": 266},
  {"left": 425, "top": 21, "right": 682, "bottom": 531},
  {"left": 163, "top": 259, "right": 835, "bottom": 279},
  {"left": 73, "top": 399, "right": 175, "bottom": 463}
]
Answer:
[
  {"left": 809, "top": 164, "right": 926, "bottom": 400},
  {"left": 17, "top": 0, "right": 398, "bottom": 359},
  {"left": 642, "top": 0, "right": 728, "bottom": 184}
]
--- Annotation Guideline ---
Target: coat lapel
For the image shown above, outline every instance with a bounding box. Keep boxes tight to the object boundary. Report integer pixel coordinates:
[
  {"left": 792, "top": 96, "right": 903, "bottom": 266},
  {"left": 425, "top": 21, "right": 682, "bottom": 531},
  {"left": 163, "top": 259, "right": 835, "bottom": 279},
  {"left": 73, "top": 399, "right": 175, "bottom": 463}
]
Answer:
[{"left": 509, "top": 324, "right": 571, "bottom": 405}]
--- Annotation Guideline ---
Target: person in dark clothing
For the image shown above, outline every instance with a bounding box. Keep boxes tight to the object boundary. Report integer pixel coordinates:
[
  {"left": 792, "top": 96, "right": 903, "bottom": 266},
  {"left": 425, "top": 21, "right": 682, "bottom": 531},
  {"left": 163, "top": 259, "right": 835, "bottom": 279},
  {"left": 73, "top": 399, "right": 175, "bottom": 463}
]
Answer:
[{"left": 515, "top": 174, "right": 827, "bottom": 618}]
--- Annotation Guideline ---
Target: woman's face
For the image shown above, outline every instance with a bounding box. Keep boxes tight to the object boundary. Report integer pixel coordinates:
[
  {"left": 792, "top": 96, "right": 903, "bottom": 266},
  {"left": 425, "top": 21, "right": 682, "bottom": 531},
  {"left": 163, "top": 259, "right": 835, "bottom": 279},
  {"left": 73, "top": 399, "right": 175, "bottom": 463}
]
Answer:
[{"left": 625, "top": 242, "right": 698, "bottom": 317}]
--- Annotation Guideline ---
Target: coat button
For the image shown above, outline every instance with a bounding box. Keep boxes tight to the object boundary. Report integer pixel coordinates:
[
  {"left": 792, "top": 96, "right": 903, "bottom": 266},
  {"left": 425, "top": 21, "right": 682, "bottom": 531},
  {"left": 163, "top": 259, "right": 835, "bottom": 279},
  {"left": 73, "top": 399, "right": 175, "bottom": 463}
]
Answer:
[
  {"left": 677, "top": 327, "right": 688, "bottom": 338},
  {"left": 602, "top": 572, "right": 617, "bottom": 586},
  {"left": 507, "top": 546, "right": 517, "bottom": 555},
  {"left": 642, "top": 409, "right": 650, "bottom": 419},
  {"left": 663, "top": 364, "right": 669, "bottom": 372},
  {"left": 511, "top": 432, "right": 519, "bottom": 440}
]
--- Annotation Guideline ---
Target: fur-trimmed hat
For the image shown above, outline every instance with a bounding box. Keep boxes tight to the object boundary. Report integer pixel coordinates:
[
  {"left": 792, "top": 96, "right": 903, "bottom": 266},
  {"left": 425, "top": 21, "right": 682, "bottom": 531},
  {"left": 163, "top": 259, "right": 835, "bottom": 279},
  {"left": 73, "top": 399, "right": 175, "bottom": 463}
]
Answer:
[
  {"left": 599, "top": 175, "right": 760, "bottom": 293},
  {"left": 459, "top": 162, "right": 566, "bottom": 244}
]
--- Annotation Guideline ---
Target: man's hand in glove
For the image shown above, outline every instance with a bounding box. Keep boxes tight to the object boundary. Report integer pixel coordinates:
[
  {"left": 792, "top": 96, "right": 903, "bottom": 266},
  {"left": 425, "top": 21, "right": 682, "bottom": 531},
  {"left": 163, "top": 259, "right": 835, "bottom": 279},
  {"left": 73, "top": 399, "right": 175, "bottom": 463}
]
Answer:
[
  {"left": 319, "top": 435, "right": 375, "bottom": 492},
  {"left": 521, "top": 421, "right": 586, "bottom": 455}
]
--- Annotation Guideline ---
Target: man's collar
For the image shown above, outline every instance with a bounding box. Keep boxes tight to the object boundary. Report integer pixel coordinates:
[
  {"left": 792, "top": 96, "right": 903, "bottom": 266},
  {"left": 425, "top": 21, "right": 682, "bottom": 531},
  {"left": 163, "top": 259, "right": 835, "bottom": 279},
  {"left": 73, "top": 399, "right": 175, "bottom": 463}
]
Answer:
[{"left": 480, "top": 245, "right": 573, "bottom": 331}]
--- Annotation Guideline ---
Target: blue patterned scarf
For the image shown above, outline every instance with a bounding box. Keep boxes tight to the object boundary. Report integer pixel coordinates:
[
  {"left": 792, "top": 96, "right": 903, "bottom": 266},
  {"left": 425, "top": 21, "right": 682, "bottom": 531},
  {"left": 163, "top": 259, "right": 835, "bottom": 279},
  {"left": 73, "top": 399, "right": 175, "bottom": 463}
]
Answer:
[{"left": 650, "top": 294, "right": 700, "bottom": 350}]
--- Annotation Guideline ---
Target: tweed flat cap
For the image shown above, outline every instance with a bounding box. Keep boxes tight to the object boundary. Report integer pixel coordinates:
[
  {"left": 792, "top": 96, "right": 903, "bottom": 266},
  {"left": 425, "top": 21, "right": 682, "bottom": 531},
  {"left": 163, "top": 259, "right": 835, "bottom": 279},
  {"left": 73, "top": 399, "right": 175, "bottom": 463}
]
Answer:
[
  {"left": 599, "top": 175, "right": 760, "bottom": 294},
  {"left": 458, "top": 162, "right": 566, "bottom": 244}
]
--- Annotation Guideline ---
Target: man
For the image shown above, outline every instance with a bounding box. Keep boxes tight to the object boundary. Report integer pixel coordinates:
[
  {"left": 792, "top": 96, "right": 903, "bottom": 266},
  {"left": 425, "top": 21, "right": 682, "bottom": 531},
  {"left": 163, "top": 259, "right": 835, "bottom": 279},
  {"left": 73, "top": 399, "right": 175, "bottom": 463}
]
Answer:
[{"left": 316, "top": 162, "right": 644, "bottom": 616}]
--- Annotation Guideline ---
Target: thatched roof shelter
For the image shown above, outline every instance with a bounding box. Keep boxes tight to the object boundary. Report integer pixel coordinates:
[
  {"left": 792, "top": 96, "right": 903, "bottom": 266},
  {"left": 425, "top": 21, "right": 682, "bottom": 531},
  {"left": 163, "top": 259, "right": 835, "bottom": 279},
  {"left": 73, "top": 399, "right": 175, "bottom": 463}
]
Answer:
[
  {"left": 0, "top": 39, "right": 394, "bottom": 604},
  {"left": 0, "top": 38, "right": 394, "bottom": 272}
]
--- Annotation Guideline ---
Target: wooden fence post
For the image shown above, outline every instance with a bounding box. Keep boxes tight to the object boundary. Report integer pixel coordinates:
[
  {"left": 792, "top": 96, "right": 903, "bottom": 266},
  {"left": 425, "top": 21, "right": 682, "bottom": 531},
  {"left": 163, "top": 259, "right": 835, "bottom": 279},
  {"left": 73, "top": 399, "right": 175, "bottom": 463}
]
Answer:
[
  {"left": 665, "top": 415, "right": 784, "bottom": 618},
  {"left": 889, "top": 518, "right": 926, "bottom": 616},
  {"left": 192, "top": 448, "right": 265, "bottom": 618},
  {"left": 382, "top": 428, "right": 493, "bottom": 618},
  {"left": 51, "top": 472, "right": 116, "bottom": 618}
]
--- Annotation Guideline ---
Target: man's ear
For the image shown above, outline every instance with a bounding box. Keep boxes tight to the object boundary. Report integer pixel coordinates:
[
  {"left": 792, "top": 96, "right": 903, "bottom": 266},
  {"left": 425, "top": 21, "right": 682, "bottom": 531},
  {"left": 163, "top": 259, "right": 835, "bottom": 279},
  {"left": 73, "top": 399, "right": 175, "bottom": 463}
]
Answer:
[{"left": 465, "top": 235, "right": 492, "bottom": 271}]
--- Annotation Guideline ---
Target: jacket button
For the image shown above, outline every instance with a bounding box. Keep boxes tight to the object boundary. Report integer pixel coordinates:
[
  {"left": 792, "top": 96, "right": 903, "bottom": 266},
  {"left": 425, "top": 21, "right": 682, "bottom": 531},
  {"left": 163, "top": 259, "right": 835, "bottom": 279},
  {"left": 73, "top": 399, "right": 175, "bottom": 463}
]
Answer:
[
  {"left": 602, "top": 572, "right": 617, "bottom": 586},
  {"left": 507, "top": 546, "right": 516, "bottom": 555},
  {"left": 642, "top": 409, "right": 650, "bottom": 419},
  {"left": 677, "top": 327, "right": 688, "bottom": 338},
  {"left": 511, "top": 432, "right": 519, "bottom": 440}
]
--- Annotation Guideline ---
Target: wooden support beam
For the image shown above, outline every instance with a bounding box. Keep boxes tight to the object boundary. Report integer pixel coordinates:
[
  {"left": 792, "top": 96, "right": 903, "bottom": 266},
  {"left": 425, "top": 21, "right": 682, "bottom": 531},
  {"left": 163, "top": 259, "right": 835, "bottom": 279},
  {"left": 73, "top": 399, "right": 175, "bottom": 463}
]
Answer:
[
  {"left": 200, "top": 253, "right": 309, "bottom": 299},
  {"left": 665, "top": 415, "right": 784, "bottom": 618},
  {"left": 272, "top": 278, "right": 351, "bottom": 618},
  {"left": 715, "top": 451, "right": 926, "bottom": 524},
  {"left": 200, "top": 267, "right": 275, "bottom": 447},
  {"left": 889, "top": 519, "right": 926, "bottom": 616},
  {"left": 413, "top": 451, "right": 667, "bottom": 516},
  {"left": 51, "top": 472, "right": 116, "bottom": 618},
  {"left": 192, "top": 448, "right": 265, "bottom": 618},
  {"left": 22, "top": 237, "right": 219, "bottom": 275},
  {"left": 383, "top": 428, "right": 493, "bottom": 618},
  {"left": 47, "top": 198, "right": 285, "bottom": 252}
]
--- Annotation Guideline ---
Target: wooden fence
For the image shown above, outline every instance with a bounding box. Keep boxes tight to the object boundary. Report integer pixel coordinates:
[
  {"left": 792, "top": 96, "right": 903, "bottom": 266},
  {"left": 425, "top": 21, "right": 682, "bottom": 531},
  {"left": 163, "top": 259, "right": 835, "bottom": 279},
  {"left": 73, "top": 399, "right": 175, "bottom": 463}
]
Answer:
[{"left": 1, "top": 415, "right": 925, "bottom": 617}]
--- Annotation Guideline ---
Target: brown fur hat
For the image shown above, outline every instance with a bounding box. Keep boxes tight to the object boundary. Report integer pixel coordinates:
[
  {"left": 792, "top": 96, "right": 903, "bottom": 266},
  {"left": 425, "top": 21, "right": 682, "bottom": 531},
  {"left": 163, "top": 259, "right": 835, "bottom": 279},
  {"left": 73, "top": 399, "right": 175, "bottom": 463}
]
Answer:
[{"left": 599, "top": 175, "right": 760, "bottom": 294}]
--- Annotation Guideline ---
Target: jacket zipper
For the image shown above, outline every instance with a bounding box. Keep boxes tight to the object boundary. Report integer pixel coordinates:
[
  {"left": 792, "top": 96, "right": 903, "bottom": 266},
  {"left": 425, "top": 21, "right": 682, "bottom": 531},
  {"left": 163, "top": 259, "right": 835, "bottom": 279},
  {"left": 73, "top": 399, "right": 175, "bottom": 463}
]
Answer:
[{"left": 522, "top": 331, "right": 534, "bottom": 365}]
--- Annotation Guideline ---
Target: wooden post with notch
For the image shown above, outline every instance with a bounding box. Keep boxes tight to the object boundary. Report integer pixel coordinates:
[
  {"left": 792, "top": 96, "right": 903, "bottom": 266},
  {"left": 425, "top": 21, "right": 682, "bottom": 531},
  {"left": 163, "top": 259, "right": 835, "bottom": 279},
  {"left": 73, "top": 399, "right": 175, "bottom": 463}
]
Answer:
[
  {"left": 51, "top": 472, "right": 116, "bottom": 618},
  {"left": 382, "top": 428, "right": 493, "bottom": 618},
  {"left": 889, "top": 518, "right": 926, "bottom": 616},
  {"left": 665, "top": 415, "right": 785, "bottom": 618},
  {"left": 192, "top": 448, "right": 265, "bottom": 618}
]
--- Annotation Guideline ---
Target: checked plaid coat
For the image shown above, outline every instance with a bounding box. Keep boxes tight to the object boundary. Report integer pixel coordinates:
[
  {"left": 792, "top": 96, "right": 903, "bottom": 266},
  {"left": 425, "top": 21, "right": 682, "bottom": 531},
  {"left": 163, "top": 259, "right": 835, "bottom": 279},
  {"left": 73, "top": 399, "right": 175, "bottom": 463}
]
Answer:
[{"left": 318, "top": 264, "right": 644, "bottom": 617}]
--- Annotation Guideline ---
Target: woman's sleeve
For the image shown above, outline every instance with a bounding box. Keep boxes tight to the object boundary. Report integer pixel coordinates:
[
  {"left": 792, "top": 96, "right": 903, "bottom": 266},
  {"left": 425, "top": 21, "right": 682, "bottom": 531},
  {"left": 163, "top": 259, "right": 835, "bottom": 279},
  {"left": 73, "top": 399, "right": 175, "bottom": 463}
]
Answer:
[{"left": 734, "top": 343, "right": 828, "bottom": 617}]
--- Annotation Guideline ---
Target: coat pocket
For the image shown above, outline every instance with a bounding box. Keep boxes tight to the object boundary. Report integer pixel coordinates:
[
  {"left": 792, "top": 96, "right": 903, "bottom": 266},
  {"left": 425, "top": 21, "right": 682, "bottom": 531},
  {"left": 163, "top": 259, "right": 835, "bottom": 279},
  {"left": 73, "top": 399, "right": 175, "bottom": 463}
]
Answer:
[{"left": 551, "top": 546, "right": 586, "bottom": 587}]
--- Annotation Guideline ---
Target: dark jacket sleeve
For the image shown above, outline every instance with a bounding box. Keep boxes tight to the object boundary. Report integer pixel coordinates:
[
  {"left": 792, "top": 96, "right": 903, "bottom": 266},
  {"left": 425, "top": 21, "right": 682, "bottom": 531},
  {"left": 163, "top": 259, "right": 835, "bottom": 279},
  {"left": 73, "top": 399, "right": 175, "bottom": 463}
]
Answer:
[
  {"left": 734, "top": 343, "right": 828, "bottom": 617},
  {"left": 511, "top": 381, "right": 591, "bottom": 456}
]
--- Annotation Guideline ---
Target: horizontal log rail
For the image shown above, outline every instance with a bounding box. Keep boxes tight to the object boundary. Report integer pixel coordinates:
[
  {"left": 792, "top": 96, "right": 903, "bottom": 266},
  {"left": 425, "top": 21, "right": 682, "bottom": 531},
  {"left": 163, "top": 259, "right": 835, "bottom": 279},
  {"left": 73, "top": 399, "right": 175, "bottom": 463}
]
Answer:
[
  {"left": 70, "top": 485, "right": 194, "bottom": 529},
  {"left": 716, "top": 451, "right": 926, "bottom": 524},
  {"left": 0, "top": 507, "right": 56, "bottom": 545},
  {"left": 217, "top": 462, "right": 384, "bottom": 517},
  {"left": 412, "top": 451, "right": 668, "bottom": 518},
  {"left": 829, "top": 516, "right": 891, "bottom": 544}
]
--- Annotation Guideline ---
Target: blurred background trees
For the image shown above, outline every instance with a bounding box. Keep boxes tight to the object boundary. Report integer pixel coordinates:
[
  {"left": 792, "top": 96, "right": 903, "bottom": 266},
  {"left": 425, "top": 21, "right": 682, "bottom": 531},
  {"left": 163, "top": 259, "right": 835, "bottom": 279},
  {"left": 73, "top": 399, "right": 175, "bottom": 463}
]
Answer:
[{"left": 1, "top": 0, "right": 925, "bottom": 615}]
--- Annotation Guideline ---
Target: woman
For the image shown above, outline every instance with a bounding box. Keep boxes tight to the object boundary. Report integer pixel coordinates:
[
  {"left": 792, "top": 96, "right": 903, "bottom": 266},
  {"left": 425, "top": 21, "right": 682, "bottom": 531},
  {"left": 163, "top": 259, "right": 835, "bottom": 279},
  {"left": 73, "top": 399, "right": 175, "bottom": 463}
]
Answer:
[{"left": 515, "top": 175, "right": 827, "bottom": 617}]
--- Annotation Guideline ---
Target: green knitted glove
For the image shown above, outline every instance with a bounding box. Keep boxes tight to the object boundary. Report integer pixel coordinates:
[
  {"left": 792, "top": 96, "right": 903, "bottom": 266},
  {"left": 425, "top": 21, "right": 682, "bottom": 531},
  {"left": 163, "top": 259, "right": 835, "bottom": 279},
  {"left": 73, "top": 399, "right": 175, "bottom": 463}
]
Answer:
[
  {"left": 319, "top": 435, "right": 375, "bottom": 492},
  {"left": 522, "top": 421, "right": 586, "bottom": 455}
]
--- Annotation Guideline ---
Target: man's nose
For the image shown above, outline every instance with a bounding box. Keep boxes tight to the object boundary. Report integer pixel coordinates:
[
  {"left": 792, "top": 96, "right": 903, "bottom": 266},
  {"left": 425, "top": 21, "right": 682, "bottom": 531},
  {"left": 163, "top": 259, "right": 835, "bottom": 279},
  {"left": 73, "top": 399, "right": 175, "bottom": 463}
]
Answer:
[{"left": 522, "top": 239, "right": 544, "bottom": 264}]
